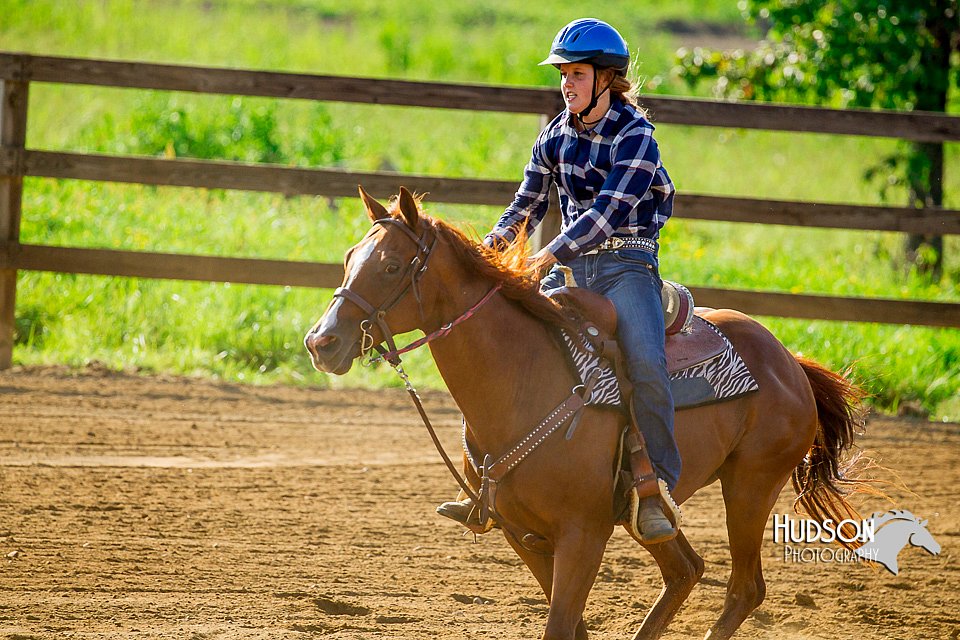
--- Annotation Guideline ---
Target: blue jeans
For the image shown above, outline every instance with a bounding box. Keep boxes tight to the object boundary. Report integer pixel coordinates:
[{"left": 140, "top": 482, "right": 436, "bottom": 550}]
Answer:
[{"left": 541, "top": 249, "right": 681, "bottom": 491}]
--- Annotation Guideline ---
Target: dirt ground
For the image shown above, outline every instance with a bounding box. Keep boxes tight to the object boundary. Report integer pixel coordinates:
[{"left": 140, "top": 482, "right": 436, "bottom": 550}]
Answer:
[{"left": 0, "top": 365, "right": 956, "bottom": 640}]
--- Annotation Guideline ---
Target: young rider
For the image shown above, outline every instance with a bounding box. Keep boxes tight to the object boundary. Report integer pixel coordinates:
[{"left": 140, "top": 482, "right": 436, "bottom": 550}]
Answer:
[{"left": 438, "top": 18, "right": 681, "bottom": 543}]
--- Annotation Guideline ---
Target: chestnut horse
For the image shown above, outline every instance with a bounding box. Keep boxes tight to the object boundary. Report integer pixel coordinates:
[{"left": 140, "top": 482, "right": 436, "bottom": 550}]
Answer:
[{"left": 304, "top": 187, "right": 866, "bottom": 640}]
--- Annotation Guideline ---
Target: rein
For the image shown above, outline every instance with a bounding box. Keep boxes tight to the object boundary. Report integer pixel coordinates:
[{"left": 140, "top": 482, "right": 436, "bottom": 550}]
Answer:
[
  {"left": 371, "top": 283, "right": 502, "bottom": 366},
  {"left": 368, "top": 282, "right": 502, "bottom": 509}
]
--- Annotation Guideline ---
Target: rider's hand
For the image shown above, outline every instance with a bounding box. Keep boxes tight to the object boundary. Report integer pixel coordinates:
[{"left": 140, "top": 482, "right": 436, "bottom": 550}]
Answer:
[{"left": 526, "top": 248, "right": 557, "bottom": 274}]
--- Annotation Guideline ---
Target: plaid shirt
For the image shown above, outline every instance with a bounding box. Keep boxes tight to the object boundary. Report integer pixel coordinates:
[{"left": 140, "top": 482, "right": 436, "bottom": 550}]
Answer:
[{"left": 489, "top": 98, "right": 674, "bottom": 264}]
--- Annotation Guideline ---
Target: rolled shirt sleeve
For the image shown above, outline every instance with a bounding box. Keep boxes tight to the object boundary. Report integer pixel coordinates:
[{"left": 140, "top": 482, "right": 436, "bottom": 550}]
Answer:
[{"left": 487, "top": 129, "right": 555, "bottom": 246}]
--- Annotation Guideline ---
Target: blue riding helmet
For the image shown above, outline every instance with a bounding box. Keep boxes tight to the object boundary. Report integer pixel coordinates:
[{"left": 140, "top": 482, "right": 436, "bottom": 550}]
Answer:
[{"left": 540, "top": 18, "right": 630, "bottom": 71}]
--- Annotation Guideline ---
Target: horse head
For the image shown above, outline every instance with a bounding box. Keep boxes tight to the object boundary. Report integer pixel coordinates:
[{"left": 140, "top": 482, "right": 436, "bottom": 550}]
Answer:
[
  {"left": 304, "top": 186, "right": 435, "bottom": 375},
  {"left": 907, "top": 518, "right": 941, "bottom": 556},
  {"left": 854, "top": 509, "right": 941, "bottom": 575}
]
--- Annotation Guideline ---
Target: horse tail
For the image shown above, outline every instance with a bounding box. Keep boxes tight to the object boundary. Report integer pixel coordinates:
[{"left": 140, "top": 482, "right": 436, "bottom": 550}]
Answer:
[{"left": 791, "top": 356, "right": 869, "bottom": 551}]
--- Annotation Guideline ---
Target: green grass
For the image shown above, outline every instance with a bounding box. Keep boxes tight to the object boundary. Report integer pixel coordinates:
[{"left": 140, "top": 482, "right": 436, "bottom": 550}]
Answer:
[{"left": 3, "top": 0, "right": 959, "bottom": 420}]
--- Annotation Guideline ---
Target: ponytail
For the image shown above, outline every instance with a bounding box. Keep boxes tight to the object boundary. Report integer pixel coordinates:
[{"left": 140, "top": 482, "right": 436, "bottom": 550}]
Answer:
[{"left": 598, "top": 68, "right": 648, "bottom": 119}]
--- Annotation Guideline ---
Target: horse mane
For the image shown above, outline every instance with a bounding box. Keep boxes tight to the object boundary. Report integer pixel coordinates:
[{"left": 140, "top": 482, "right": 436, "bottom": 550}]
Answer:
[
  {"left": 433, "top": 218, "right": 581, "bottom": 334},
  {"left": 384, "top": 201, "right": 580, "bottom": 335}
]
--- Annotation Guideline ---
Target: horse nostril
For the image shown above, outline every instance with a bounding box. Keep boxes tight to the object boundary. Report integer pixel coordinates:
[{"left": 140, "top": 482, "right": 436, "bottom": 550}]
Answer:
[
  {"left": 305, "top": 331, "right": 339, "bottom": 359},
  {"left": 315, "top": 333, "right": 338, "bottom": 351}
]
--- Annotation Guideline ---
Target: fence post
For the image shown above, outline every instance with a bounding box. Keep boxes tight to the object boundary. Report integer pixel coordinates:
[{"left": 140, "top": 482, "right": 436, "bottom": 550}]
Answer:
[
  {"left": 530, "top": 113, "right": 562, "bottom": 253},
  {"left": 0, "top": 78, "right": 29, "bottom": 369}
]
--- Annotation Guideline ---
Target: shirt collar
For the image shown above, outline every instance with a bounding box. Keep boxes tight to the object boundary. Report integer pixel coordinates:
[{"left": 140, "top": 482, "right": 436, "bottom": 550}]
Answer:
[{"left": 563, "top": 98, "right": 628, "bottom": 139}]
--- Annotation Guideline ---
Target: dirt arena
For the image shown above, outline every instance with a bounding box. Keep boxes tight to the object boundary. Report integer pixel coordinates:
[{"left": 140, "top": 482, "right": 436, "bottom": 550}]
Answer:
[{"left": 0, "top": 366, "right": 956, "bottom": 639}]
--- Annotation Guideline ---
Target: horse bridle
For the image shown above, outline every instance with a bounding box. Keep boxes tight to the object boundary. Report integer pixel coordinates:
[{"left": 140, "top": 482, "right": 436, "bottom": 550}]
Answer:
[
  {"left": 332, "top": 217, "right": 438, "bottom": 364},
  {"left": 331, "top": 217, "right": 490, "bottom": 509},
  {"left": 328, "top": 216, "right": 593, "bottom": 553}
]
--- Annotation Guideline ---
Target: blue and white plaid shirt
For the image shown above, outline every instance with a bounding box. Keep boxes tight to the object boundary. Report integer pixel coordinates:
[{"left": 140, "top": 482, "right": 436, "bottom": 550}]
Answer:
[{"left": 489, "top": 98, "right": 675, "bottom": 264}]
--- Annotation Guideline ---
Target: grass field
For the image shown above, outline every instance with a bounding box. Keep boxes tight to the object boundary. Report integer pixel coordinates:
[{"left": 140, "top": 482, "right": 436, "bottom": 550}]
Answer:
[{"left": 3, "top": 0, "right": 958, "bottom": 419}]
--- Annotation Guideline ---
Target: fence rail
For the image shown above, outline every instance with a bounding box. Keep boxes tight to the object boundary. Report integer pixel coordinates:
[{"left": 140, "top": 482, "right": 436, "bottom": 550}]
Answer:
[
  {"left": 4, "top": 53, "right": 960, "bottom": 141},
  {"left": 2, "top": 243, "right": 956, "bottom": 328},
  {"left": 4, "top": 149, "right": 957, "bottom": 235},
  {"left": 1, "top": 52, "right": 959, "bottom": 367}
]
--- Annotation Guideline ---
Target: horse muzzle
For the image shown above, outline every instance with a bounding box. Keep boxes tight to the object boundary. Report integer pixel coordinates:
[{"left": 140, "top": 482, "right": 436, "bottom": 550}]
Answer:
[{"left": 303, "top": 327, "right": 359, "bottom": 375}]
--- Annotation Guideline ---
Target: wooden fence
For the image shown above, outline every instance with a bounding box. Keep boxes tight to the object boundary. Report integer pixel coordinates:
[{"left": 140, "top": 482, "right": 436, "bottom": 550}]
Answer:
[{"left": 1, "top": 52, "right": 959, "bottom": 368}]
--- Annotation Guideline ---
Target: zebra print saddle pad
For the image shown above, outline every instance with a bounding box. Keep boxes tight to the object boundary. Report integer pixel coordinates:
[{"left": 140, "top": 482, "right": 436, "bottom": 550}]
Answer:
[{"left": 560, "top": 317, "right": 759, "bottom": 410}]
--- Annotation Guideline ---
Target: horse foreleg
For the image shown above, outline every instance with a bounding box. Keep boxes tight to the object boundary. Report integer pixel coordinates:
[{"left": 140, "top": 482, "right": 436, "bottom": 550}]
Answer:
[
  {"left": 540, "top": 529, "right": 609, "bottom": 640},
  {"left": 630, "top": 531, "right": 704, "bottom": 640},
  {"left": 504, "top": 532, "right": 591, "bottom": 640},
  {"left": 705, "top": 468, "right": 790, "bottom": 640}
]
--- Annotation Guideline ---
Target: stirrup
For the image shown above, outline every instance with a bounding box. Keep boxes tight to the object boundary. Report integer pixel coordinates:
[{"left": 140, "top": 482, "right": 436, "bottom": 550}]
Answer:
[{"left": 626, "top": 479, "right": 682, "bottom": 545}]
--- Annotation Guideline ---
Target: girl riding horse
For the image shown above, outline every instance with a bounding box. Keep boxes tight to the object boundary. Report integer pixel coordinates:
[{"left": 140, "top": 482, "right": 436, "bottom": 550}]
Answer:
[{"left": 437, "top": 18, "right": 680, "bottom": 544}]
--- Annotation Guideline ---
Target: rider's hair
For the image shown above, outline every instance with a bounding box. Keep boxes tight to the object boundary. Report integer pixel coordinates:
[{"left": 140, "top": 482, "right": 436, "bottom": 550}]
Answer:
[{"left": 597, "top": 67, "right": 647, "bottom": 118}]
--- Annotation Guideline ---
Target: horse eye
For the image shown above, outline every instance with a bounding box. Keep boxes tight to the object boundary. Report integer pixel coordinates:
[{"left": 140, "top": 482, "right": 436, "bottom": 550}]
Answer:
[{"left": 385, "top": 263, "right": 400, "bottom": 274}]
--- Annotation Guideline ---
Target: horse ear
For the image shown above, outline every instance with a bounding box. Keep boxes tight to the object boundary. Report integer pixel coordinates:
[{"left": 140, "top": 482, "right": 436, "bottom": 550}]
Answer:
[
  {"left": 358, "top": 185, "right": 390, "bottom": 222},
  {"left": 397, "top": 186, "right": 419, "bottom": 229},
  {"left": 921, "top": 519, "right": 928, "bottom": 527}
]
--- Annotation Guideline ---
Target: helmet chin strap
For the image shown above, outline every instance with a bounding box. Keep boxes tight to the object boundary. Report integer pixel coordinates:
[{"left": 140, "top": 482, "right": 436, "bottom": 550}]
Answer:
[{"left": 576, "top": 65, "right": 615, "bottom": 127}]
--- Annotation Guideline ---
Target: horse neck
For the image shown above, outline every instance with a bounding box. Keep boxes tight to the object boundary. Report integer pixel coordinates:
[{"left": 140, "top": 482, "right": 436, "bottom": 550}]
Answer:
[{"left": 424, "top": 273, "right": 576, "bottom": 459}]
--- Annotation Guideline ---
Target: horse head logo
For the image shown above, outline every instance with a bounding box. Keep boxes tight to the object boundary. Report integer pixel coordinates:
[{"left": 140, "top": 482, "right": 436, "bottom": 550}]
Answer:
[{"left": 853, "top": 510, "right": 941, "bottom": 575}]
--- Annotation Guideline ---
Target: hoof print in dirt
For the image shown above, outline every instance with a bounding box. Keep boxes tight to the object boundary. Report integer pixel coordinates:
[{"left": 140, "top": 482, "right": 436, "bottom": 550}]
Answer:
[
  {"left": 375, "top": 615, "right": 421, "bottom": 624},
  {"left": 313, "top": 597, "right": 371, "bottom": 616},
  {"left": 751, "top": 610, "right": 775, "bottom": 626},
  {"left": 794, "top": 592, "right": 817, "bottom": 608}
]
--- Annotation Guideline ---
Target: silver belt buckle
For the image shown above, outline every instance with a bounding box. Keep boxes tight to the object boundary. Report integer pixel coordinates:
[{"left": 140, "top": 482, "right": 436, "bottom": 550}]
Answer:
[{"left": 606, "top": 237, "right": 625, "bottom": 250}]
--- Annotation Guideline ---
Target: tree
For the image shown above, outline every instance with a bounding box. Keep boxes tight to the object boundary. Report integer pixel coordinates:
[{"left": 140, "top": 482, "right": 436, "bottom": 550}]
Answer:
[{"left": 675, "top": 0, "right": 959, "bottom": 277}]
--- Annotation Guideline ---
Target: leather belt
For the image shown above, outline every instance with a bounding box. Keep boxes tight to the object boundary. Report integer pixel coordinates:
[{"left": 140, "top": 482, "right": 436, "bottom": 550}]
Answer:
[{"left": 583, "top": 236, "right": 657, "bottom": 255}]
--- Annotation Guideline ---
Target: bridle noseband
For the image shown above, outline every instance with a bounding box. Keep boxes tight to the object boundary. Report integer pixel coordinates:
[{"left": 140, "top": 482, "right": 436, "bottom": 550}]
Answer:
[{"left": 333, "top": 217, "right": 438, "bottom": 364}]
